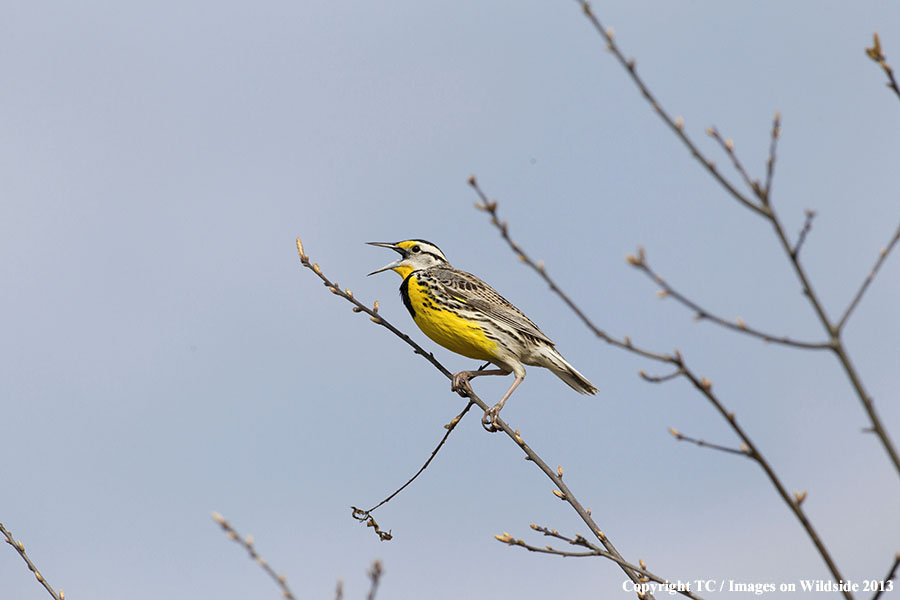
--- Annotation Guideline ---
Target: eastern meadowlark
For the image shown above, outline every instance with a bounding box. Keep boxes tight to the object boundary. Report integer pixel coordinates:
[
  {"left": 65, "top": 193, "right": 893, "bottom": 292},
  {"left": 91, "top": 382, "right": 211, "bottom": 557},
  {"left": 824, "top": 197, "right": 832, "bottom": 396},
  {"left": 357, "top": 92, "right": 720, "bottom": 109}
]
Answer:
[{"left": 368, "top": 239, "right": 597, "bottom": 430}]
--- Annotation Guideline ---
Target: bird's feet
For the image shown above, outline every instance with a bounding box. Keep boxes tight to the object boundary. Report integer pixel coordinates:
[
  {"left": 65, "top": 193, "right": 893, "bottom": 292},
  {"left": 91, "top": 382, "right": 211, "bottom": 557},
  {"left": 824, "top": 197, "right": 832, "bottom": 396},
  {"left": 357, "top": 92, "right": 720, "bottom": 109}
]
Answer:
[
  {"left": 451, "top": 371, "right": 474, "bottom": 398},
  {"left": 481, "top": 404, "right": 502, "bottom": 433}
]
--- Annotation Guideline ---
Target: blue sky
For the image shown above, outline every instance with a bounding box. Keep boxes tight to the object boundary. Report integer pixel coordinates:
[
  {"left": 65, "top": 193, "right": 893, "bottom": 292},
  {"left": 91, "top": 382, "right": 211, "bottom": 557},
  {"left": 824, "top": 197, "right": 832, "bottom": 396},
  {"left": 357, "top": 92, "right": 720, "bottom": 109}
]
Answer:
[{"left": 3, "top": 1, "right": 900, "bottom": 598}]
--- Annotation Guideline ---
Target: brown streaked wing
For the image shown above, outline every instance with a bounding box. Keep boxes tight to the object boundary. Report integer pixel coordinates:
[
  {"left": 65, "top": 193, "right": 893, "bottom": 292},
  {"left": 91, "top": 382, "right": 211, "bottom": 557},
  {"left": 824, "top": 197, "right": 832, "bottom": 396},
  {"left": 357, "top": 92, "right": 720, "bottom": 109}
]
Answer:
[{"left": 429, "top": 267, "right": 554, "bottom": 345}]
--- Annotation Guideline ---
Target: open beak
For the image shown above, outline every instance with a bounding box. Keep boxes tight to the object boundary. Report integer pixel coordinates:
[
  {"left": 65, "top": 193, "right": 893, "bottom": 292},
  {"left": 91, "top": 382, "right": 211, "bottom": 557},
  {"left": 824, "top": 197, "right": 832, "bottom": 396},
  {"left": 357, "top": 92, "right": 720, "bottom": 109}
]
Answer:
[{"left": 366, "top": 241, "right": 406, "bottom": 276}]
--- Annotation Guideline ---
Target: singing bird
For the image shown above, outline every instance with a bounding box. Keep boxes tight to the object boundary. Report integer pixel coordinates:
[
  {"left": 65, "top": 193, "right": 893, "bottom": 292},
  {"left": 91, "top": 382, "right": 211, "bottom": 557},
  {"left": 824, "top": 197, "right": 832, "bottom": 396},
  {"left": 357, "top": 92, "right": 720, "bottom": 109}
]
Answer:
[{"left": 368, "top": 239, "right": 597, "bottom": 430}]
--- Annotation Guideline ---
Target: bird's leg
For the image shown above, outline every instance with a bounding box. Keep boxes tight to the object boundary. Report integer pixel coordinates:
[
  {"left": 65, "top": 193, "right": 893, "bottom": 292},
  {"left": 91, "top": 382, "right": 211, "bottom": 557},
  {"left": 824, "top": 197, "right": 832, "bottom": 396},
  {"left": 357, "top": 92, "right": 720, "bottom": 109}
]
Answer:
[
  {"left": 451, "top": 367, "right": 510, "bottom": 397},
  {"left": 482, "top": 375, "right": 524, "bottom": 432}
]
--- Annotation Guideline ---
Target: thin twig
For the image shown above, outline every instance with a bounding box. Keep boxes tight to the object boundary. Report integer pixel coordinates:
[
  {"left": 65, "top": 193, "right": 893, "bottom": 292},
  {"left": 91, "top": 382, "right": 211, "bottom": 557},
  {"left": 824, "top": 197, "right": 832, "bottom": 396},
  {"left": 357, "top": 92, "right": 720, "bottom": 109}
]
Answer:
[
  {"left": 765, "top": 203, "right": 900, "bottom": 478},
  {"left": 0, "top": 523, "right": 63, "bottom": 600},
  {"left": 498, "top": 525, "right": 704, "bottom": 600},
  {"left": 296, "top": 238, "right": 661, "bottom": 598},
  {"left": 296, "top": 238, "right": 452, "bottom": 380},
  {"left": 366, "top": 560, "right": 383, "bottom": 600},
  {"left": 668, "top": 427, "right": 751, "bottom": 457},
  {"left": 575, "top": 1, "right": 900, "bottom": 480},
  {"left": 791, "top": 210, "right": 817, "bottom": 259},
  {"left": 837, "top": 221, "right": 900, "bottom": 332},
  {"left": 639, "top": 368, "right": 683, "bottom": 383},
  {"left": 211, "top": 512, "right": 297, "bottom": 600},
  {"left": 707, "top": 126, "right": 760, "bottom": 196},
  {"left": 866, "top": 32, "right": 900, "bottom": 103},
  {"left": 469, "top": 177, "right": 674, "bottom": 365},
  {"left": 763, "top": 112, "right": 782, "bottom": 202},
  {"left": 872, "top": 552, "right": 900, "bottom": 600},
  {"left": 351, "top": 401, "right": 475, "bottom": 538},
  {"left": 627, "top": 247, "right": 832, "bottom": 350},
  {"left": 577, "top": 1, "right": 768, "bottom": 218},
  {"left": 674, "top": 366, "right": 849, "bottom": 597},
  {"left": 468, "top": 186, "right": 849, "bottom": 596}
]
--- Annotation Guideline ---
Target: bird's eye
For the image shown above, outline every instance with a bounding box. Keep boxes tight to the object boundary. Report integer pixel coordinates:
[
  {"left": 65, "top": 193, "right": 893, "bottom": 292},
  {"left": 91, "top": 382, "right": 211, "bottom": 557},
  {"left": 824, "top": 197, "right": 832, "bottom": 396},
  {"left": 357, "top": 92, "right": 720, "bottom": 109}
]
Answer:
[{"left": 411, "top": 245, "right": 421, "bottom": 253}]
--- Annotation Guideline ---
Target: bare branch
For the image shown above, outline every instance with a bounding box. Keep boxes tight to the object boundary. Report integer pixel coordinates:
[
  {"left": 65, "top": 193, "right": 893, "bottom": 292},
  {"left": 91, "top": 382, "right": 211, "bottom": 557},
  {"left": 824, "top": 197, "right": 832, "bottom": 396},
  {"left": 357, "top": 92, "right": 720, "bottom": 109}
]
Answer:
[
  {"left": 791, "top": 210, "right": 817, "bottom": 259},
  {"left": 498, "top": 525, "right": 705, "bottom": 600},
  {"left": 837, "top": 220, "right": 900, "bottom": 332},
  {"left": 763, "top": 112, "right": 782, "bottom": 202},
  {"left": 295, "top": 238, "right": 453, "bottom": 381},
  {"left": 577, "top": 1, "right": 768, "bottom": 218},
  {"left": 1, "top": 523, "right": 62, "bottom": 600},
  {"left": 574, "top": 1, "right": 900, "bottom": 476},
  {"left": 674, "top": 367, "right": 849, "bottom": 595},
  {"left": 296, "top": 238, "right": 656, "bottom": 595},
  {"left": 639, "top": 368, "right": 684, "bottom": 383},
  {"left": 668, "top": 427, "right": 751, "bottom": 457},
  {"left": 366, "top": 560, "right": 383, "bottom": 600},
  {"left": 351, "top": 401, "right": 475, "bottom": 539},
  {"left": 576, "top": 2, "right": 900, "bottom": 475},
  {"left": 866, "top": 32, "right": 900, "bottom": 103},
  {"left": 763, "top": 205, "right": 900, "bottom": 477},
  {"left": 575, "top": 1, "right": 900, "bottom": 478},
  {"left": 469, "top": 177, "right": 675, "bottom": 365},
  {"left": 628, "top": 247, "right": 832, "bottom": 350},
  {"left": 706, "top": 126, "right": 761, "bottom": 196},
  {"left": 211, "top": 512, "right": 297, "bottom": 600},
  {"left": 468, "top": 190, "right": 849, "bottom": 589},
  {"left": 872, "top": 552, "right": 900, "bottom": 600}
]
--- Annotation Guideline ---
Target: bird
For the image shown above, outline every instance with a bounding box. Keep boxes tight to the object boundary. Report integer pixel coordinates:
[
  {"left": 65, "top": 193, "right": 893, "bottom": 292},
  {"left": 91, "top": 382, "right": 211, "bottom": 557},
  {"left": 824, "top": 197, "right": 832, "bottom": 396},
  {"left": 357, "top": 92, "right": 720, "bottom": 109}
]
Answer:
[{"left": 367, "top": 239, "right": 597, "bottom": 430}]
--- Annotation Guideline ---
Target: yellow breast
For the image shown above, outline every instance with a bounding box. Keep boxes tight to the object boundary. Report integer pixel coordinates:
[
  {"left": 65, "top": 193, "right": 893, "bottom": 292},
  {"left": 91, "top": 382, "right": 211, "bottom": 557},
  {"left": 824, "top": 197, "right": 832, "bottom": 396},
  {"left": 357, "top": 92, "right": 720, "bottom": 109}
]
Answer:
[{"left": 405, "top": 275, "right": 498, "bottom": 361}]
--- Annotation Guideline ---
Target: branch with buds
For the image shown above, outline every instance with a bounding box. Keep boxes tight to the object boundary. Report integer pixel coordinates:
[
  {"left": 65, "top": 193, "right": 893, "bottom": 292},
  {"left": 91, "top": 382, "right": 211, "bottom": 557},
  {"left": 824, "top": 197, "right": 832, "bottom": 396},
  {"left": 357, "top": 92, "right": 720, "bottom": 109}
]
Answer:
[
  {"left": 469, "top": 179, "right": 848, "bottom": 595},
  {"left": 866, "top": 32, "right": 900, "bottom": 102},
  {"left": 495, "top": 525, "right": 704, "bottom": 600},
  {"left": 574, "top": 3, "right": 900, "bottom": 481},
  {"left": 295, "top": 237, "right": 657, "bottom": 596},
  {"left": 1, "top": 523, "right": 63, "bottom": 600},
  {"left": 212, "top": 512, "right": 297, "bottom": 600}
]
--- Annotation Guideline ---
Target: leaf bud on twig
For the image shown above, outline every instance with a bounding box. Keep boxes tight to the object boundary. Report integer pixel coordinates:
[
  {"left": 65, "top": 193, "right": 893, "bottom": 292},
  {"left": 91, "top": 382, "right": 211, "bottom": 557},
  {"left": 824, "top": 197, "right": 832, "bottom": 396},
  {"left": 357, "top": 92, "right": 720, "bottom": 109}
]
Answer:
[{"left": 296, "top": 237, "right": 306, "bottom": 260}]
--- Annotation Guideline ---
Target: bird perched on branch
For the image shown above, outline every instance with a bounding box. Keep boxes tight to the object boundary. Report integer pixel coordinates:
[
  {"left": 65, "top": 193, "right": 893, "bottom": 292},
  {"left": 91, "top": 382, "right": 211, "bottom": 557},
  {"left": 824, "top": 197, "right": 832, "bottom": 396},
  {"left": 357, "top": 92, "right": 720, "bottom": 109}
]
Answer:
[{"left": 368, "top": 239, "right": 597, "bottom": 431}]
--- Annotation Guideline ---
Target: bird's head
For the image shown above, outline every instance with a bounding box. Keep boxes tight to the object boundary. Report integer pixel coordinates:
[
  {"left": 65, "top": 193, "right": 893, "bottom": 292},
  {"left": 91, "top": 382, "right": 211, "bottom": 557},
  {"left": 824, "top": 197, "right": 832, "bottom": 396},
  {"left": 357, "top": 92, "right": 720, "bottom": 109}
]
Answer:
[{"left": 367, "top": 239, "right": 448, "bottom": 279}]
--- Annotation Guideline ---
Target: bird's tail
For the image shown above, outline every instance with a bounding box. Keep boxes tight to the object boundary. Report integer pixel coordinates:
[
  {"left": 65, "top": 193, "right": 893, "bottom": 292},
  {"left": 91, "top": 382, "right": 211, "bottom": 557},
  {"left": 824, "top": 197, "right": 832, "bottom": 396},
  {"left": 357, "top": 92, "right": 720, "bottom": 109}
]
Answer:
[{"left": 539, "top": 347, "right": 598, "bottom": 395}]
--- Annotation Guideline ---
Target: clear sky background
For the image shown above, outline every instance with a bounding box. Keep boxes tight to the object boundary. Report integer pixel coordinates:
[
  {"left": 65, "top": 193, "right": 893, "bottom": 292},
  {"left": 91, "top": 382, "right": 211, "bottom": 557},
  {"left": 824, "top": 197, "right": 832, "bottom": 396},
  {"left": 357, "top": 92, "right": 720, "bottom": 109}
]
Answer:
[{"left": 3, "top": 1, "right": 900, "bottom": 598}]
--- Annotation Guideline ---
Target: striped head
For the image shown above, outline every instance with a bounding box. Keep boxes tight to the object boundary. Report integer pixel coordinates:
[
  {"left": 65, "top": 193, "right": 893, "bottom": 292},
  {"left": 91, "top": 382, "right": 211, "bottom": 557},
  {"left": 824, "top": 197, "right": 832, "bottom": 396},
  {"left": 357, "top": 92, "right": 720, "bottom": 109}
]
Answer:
[{"left": 367, "top": 239, "right": 448, "bottom": 279}]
